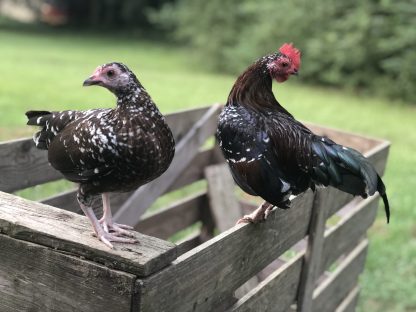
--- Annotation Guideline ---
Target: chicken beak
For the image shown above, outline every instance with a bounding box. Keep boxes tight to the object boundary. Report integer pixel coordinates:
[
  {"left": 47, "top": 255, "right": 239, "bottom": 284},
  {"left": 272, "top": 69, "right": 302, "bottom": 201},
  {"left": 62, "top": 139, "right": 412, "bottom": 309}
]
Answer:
[
  {"left": 83, "top": 76, "right": 101, "bottom": 87},
  {"left": 292, "top": 69, "right": 299, "bottom": 76}
]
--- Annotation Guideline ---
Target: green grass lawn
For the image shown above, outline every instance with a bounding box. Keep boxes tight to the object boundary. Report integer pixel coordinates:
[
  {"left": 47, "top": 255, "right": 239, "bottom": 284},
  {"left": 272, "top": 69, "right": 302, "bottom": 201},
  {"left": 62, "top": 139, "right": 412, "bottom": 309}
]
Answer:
[{"left": 0, "top": 28, "right": 415, "bottom": 311}]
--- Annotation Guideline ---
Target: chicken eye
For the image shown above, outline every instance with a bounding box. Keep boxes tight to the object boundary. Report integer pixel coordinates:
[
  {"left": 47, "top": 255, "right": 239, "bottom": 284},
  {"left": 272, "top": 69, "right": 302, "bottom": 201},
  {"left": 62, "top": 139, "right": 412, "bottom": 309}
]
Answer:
[
  {"left": 281, "top": 62, "right": 289, "bottom": 68},
  {"left": 107, "top": 70, "right": 115, "bottom": 78}
]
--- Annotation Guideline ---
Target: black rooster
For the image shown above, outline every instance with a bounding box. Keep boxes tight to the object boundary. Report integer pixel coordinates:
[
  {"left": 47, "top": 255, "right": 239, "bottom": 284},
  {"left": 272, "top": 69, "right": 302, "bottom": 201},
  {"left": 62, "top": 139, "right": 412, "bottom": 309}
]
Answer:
[
  {"left": 217, "top": 43, "right": 390, "bottom": 224},
  {"left": 26, "top": 62, "right": 175, "bottom": 248}
]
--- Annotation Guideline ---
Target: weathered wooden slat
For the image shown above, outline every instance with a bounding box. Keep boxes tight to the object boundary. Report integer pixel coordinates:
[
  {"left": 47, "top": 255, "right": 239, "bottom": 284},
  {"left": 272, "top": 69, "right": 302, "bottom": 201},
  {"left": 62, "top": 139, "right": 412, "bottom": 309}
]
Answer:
[
  {"left": 312, "top": 240, "right": 368, "bottom": 312},
  {"left": 136, "top": 191, "right": 315, "bottom": 312},
  {"left": 229, "top": 253, "right": 303, "bottom": 312},
  {"left": 205, "top": 164, "right": 242, "bottom": 232},
  {"left": 0, "top": 106, "right": 214, "bottom": 193},
  {"left": 0, "top": 191, "right": 176, "bottom": 277},
  {"left": 364, "top": 140, "right": 390, "bottom": 176},
  {"left": 320, "top": 195, "right": 379, "bottom": 274},
  {"left": 0, "top": 234, "right": 136, "bottom": 312},
  {"left": 229, "top": 239, "right": 367, "bottom": 312},
  {"left": 335, "top": 287, "right": 360, "bottom": 312},
  {"left": 135, "top": 191, "right": 207, "bottom": 240},
  {"left": 297, "top": 190, "right": 329, "bottom": 312},
  {"left": 114, "top": 104, "right": 221, "bottom": 226},
  {"left": 0, "top": 138, "right": 63, "bottom": 193},
  {"left": 234, "top": 276, "right": 260, "bottom": 300},
  {"left": 41, "top": 188, "right": 79, "bottom": 212},
  {"left": 227, "top": 195, "right": 377, "bottom": 312},
  {"left": 176, "top": 232, "right": 202, "bottom": 256},
  {"left": 165, "top": 106, "right": 216, "bottom": 142},
  {"left": 165, "top": 146, "right": 224, "bottom": 193}
]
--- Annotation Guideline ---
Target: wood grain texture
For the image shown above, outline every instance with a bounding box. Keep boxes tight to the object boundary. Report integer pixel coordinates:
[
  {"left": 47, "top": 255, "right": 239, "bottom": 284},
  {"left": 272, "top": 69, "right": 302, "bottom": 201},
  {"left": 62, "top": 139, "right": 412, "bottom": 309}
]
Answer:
[
  {"left": 0, "top": 138, "right": 63, "bottom": 193},
  {"left": 165, "top": 146, "right": 224, "bottom": 193},
  {"left": 0, "top": 106, "right": 215, "bottom": 193},
  {"left": 227, "top": 195, "right": 377, "bottom": 312},
  {"left": 114, "top": 104, "right": 222, "bottom": 226},
  {"left": 176, "top": 232, "right": 202, "bottom": 256},
  {"left": 312, "top": 240, "right": 368, "bottom": 312},
  {"left": 0, "top": 191, "right": 176, "bottom": 277},
  {"left": 0, "top": 234, "right": 136, "bottom": 312},
  {"left": 229, "top": 253, "right": 304, "bottom": 312},
  {"left": 135, "top": 191, "right": 207, "bottom": 240},
  {"left": 41, "top": 188, "right": 79, "bottom": 213},
  {"left": 205, "top": 164, "right": 242, "bottom": 232},
  {"left": 136, "top": 191, "right": 315, "bottom": 312},
  {"left": 229, "top": 238, "right": 367, "bottom": 312},
  {"left": 320, "top": 195, "right": 379, "bottom": 274},
  {"left": 335, "top": 287, "right": 360, "bottom": 312},
  {"left": 297, "top": 190, "right": 329, "bottom": 312}
]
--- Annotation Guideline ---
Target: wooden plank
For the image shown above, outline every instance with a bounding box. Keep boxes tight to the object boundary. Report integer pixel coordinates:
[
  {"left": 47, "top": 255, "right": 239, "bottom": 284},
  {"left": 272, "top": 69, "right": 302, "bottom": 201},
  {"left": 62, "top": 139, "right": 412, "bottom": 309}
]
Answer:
[
  {"left": 166, "top": 146, "right": 224, "bottom": 193},
  {"left": 205, "top": 164, "right": 242, "bottom": 232},
  {"left": 0, "top": 138, "right": 63, "bottom": 193},
  {"left": 41, "top": 188, "right": 79, "bottom": 213},
  {"left": 297, "top": 190, "right": 377, "bottom": 312},
  {"left": 135, "top": 191, "right": 207, "bottom": 240},
  {"left": 364, "top": 140, "right": 390, "bottom": 176},
  {"left": 176, "top": 232, "right": 202, "bottom": 256},
  {"left": 235, "top": 276, "right": 260, "bottom": 300},
  {"left": 166, "top": 106, "right": 216, "bottom": 142},
  {"left": 0, "top": 191, "right": 177, "bottom": 277},
  {"left": 136, "top": 191, "right": 315, "bottom": 312},
  {"left": 229, "top": 253, "right": 304, "bottom": 312},
  {"left": 0, "top": 234, "right": 136, "bottom": 312},
  {"left": 297, "top": 190, "right": 329, "bottom": 312},
  {"left": 312, "top": 240, "right": 368, "bottom": 312},
  {"left": 114, "top": 104, "right": 221, "bottom": 226},
  {"left": 0, "top": 106, "right": 213, "bottom": 193},
  {"left": 320, "top": 195, "right": 379, "bottom": 274},
  {"left": 227, "top": 196, "right": 377, "bottom": 312},
  {"left": 335, "top": 287, "right": 360, "bottom": 312}
]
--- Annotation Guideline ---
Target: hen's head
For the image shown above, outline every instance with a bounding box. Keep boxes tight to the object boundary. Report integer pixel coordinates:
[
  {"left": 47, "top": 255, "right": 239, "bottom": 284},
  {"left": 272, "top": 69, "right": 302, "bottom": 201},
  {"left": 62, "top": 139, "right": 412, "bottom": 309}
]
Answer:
[
  {"left": 83, "top": 62, "right": 139, "bottom": 94},
  {"left": 266, "top": 43, "right": 301, "bottom": 83}
]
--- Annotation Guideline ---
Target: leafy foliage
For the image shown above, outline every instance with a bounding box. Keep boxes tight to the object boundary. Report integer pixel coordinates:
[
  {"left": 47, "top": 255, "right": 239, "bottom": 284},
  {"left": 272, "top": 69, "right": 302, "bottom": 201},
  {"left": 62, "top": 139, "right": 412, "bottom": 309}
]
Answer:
[{"left": 153, "top": 0, "right": 416, "bottom": 103}]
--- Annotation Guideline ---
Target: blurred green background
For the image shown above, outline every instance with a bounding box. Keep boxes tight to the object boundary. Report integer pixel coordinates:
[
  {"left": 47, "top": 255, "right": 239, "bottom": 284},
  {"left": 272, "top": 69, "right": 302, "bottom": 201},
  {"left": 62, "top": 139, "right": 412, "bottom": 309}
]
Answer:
[{"left": 0, "top": 1, "right": 415, "bottom": 311}]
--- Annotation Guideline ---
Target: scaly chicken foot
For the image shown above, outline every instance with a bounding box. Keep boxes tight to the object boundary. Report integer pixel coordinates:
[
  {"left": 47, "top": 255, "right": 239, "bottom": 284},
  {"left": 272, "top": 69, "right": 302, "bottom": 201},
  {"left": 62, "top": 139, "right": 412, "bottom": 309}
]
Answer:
[
  {"left": 99, "top": 193, "right": 135, "bottom": 238},
  {"left": 79, "top": 195, "right": 138, "bottom": 248},
  {"left": 236, "top": 202, "right": 275, "bottom": 224}
]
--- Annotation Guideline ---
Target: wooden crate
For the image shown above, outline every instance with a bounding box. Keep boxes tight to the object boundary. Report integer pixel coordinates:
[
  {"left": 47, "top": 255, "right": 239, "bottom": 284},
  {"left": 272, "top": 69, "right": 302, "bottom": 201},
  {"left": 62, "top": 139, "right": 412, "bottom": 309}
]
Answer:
[{"left": 0, "top": 105, "right": 390, "bottom": 312}]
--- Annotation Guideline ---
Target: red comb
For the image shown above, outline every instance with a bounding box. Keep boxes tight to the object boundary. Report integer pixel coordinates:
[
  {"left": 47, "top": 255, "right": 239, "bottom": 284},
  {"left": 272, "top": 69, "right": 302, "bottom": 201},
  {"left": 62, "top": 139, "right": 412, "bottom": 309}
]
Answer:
[{"left": 279, "top": 43, "right": 301, "bottom": 69}]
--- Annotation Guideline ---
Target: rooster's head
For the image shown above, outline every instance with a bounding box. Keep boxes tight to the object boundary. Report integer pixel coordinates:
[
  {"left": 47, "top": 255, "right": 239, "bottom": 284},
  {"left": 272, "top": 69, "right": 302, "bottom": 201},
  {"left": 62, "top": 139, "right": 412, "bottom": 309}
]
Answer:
[{"left": 266, "top": 43, "right": 301, "bottom": 83}]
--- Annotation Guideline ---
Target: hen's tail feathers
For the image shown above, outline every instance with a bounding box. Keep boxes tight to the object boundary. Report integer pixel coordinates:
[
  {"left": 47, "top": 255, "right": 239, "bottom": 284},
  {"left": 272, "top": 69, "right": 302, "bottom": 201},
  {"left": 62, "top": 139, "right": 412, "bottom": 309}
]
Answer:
[
  {"left": 311, "top": 138, "right": 390, "bottom": 223},
  {"left": 25, "top": 110, "right": 52, "bottom": 150},
  {"left": 26, "top": 110, "right": 51, "bottom": 125}
]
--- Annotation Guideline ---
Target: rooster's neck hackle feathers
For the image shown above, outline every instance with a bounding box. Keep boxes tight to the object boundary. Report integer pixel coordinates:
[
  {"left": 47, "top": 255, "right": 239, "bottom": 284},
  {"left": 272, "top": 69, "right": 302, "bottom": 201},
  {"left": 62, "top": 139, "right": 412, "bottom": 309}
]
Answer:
[{"left": 227, "top": 57, "right": 292, "bottom": 116}]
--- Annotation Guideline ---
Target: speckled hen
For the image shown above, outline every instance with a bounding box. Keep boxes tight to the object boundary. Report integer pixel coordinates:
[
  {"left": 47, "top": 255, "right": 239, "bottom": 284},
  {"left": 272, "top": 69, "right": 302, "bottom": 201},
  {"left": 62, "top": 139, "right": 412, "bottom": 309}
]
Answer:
[
  {"left": 217, "top": 43, "right": 390, "bottom": 224},
  {"left": 26, "top": 62, "right": 175, "bottom": 248}
]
